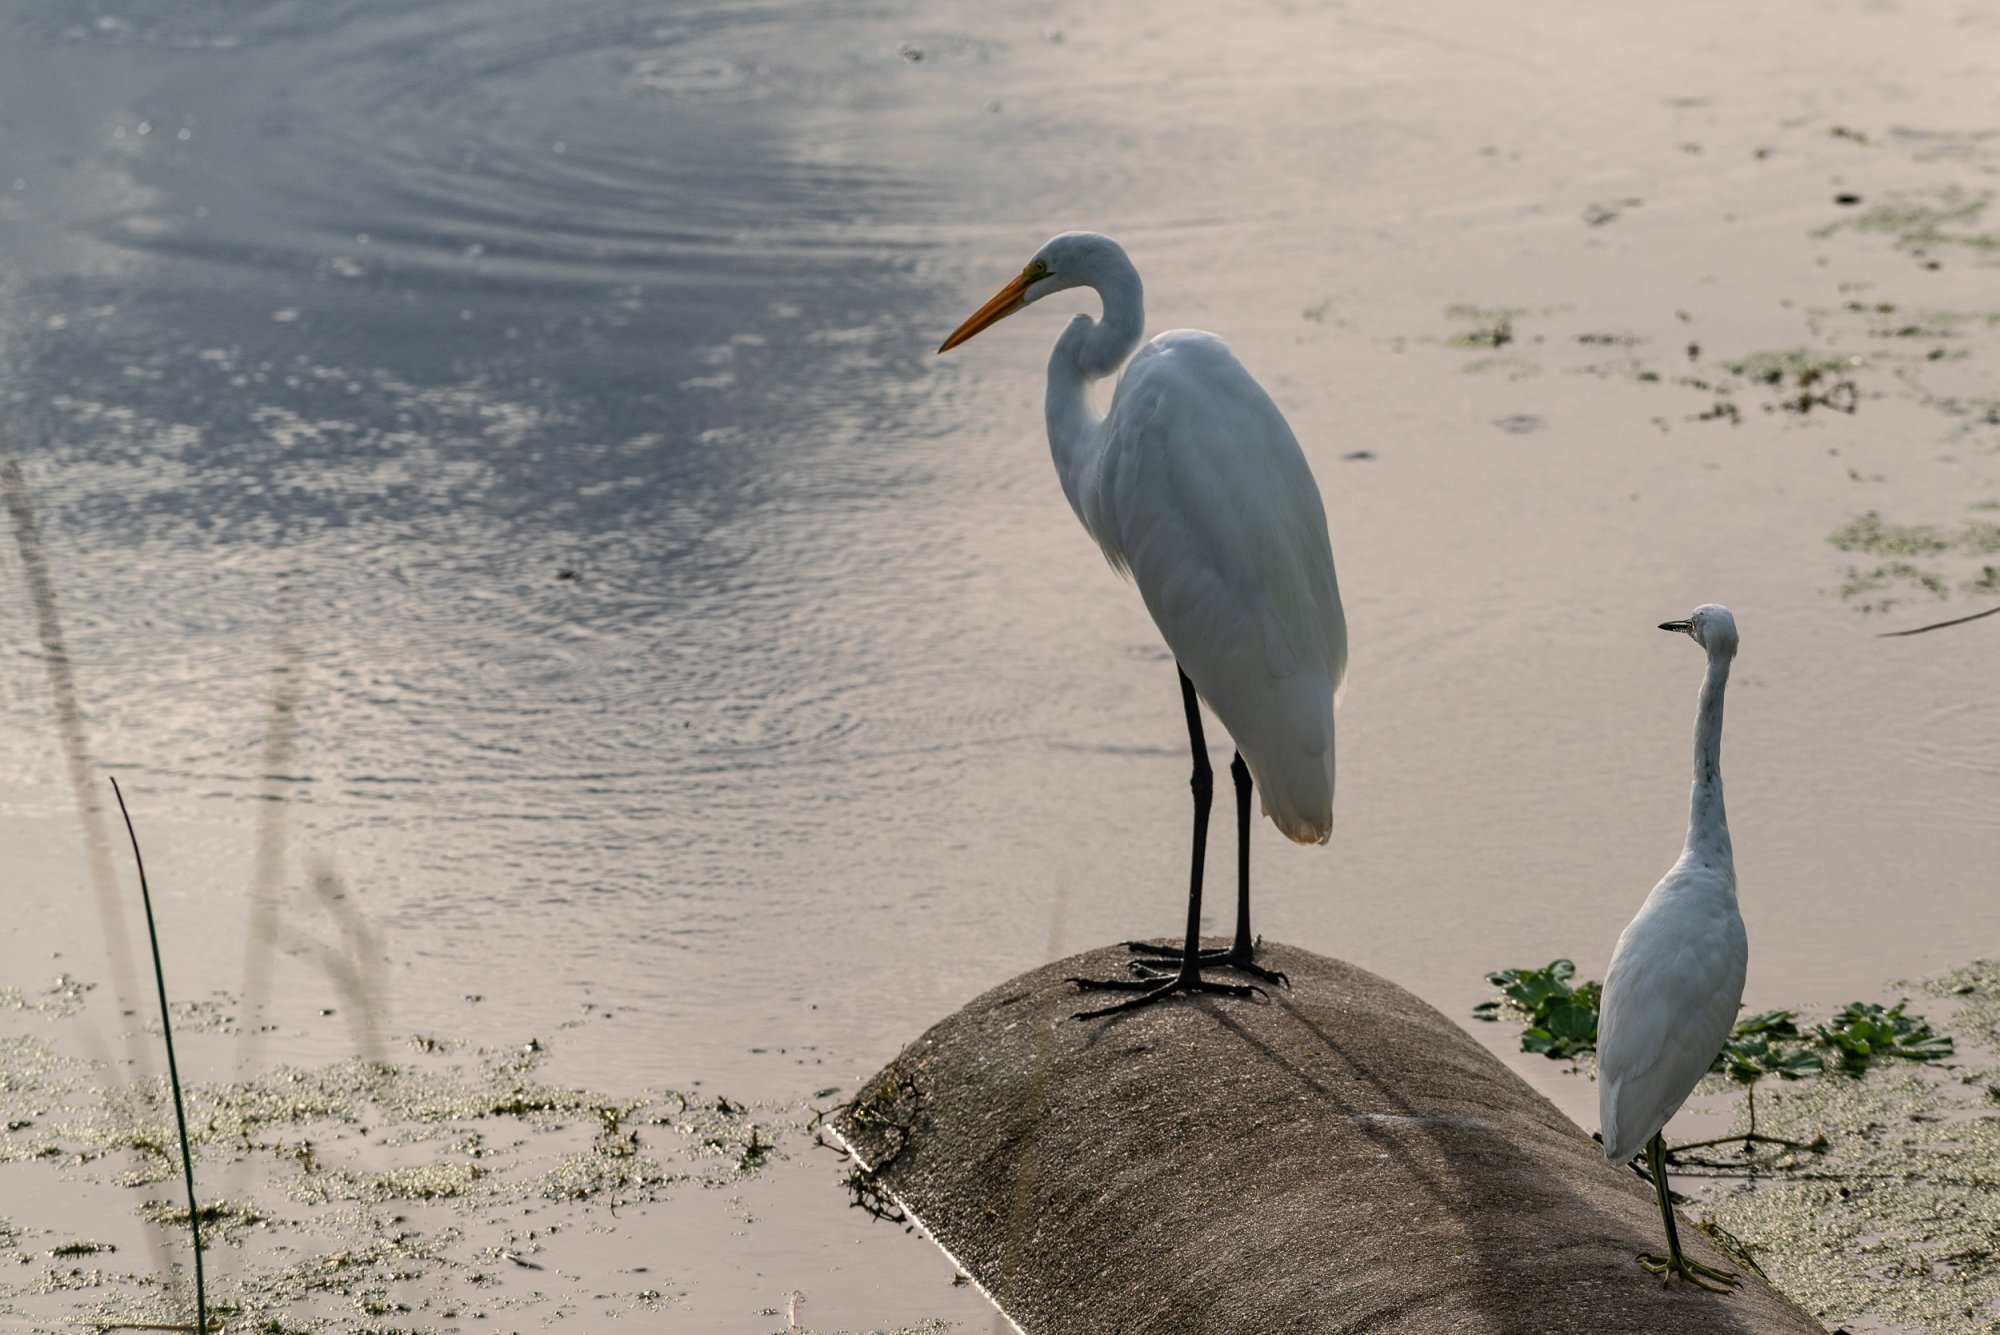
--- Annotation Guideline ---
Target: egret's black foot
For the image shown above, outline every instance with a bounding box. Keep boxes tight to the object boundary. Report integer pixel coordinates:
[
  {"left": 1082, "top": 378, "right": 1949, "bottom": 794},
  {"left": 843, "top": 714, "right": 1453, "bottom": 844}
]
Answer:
[
  {"left": 1067, "top": 970, "right": 1264, "bottom": 1020},
  {"left": 1638, "top": 1251, "right": 1740, "bottom": 1293},
  {"left": 1125, "top": 940, "right": 1289, "bottom": 988}
]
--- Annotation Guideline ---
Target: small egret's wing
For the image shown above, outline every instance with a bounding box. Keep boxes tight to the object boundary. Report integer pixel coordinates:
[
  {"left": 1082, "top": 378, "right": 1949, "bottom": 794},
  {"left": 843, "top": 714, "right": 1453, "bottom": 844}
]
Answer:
[{"left": 1597, "top": 866, "right": 1747, "bottom": 1164}]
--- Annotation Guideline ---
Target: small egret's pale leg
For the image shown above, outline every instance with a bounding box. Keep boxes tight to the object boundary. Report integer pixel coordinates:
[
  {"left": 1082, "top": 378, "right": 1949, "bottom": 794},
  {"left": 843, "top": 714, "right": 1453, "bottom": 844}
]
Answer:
[
  {"left": 1125, "top": 750, "right": 1289, "bottom": 986},
  {"left": 1070, "top": 670, "right": 1264, "bottom": 1019},
  {"left": 1637, "top": 1134, "right": 1741, "bottom": 1292}
]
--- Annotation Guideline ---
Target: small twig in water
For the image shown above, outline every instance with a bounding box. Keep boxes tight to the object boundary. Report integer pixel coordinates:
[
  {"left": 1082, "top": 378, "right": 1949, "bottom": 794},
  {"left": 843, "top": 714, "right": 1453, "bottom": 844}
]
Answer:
[
  {"left": 109, "top": 777, "right": 215, "bottom": 1334},
  {"left": 1877, "top": 602, "right": 2000, "bottom": 636}
]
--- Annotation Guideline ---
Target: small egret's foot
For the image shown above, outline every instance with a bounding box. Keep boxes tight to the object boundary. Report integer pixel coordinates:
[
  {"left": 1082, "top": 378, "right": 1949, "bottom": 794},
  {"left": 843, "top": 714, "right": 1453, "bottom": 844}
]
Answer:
[
  {"left": 1124, "top": 941, "right": 1289, "bottom": 988},
  {"left": 1638, "top": 1251, "right": 1740, "bottom": 1293},
  {"left": 1067, "top": 970, "right": 1264, "bottom": 1020}
]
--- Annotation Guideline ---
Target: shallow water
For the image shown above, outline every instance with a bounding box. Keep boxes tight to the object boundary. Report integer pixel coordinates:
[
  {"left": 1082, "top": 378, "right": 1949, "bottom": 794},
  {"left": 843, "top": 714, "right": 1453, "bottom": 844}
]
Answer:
[{"left": 2, "top": 0, "right": 1999, "bottom": 1328}]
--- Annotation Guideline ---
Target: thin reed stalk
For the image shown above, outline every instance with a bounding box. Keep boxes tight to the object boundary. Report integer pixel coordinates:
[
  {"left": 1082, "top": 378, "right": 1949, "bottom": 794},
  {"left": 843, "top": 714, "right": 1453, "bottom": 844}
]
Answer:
[{"left": 108, "top": 777, "right": 210, "bottom": 1334}]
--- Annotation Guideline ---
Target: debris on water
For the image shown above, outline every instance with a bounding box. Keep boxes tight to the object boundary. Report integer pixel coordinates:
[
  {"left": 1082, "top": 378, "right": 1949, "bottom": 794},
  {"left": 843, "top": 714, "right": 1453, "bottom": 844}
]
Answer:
[
  {"left": 1719, "top": 348, "right": 1862, "bottom": 414},
  {"left": 1444, "top": 303, "right": 1530, "bottom": 350},
  {"left": 1492, "top": 415, "right": 1543, "bottom": 434},
  {"left": 1813, "top": 184, "right": 2000, "bottom": 259},
  {"left": 1834, "top": 193, "right": 1862, "bottom": 206}
]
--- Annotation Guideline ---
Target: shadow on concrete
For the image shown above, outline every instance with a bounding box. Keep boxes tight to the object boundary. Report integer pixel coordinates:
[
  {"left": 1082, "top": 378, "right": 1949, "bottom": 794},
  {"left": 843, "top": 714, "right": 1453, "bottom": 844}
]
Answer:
[{"left": 835, "top": 942, "right": 1826, "bottom": 1335}]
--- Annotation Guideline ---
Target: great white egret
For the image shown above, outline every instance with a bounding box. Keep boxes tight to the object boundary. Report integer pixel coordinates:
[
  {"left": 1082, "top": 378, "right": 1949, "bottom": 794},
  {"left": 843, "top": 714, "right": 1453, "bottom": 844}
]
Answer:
[
  {"left": 1597, "top": 604, "right": 1748, "bottom": 1292},
  {"left": 937, "top": 232, "right": 1346, "bottom": 1019}
]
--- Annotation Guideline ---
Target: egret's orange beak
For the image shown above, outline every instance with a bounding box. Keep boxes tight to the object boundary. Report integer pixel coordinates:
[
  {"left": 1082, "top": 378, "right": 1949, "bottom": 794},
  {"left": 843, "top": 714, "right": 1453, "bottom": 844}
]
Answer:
[{"left": 938, "top": 272, "right": 1034, "bottom": 353}]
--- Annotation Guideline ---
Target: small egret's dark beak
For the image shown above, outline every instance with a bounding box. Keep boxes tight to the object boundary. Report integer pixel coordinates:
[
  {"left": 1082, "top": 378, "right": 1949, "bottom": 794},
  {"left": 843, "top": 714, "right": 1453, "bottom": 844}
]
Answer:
[
  {"left": 1658, "top": 620, "right": 1693, "bottom": 633},
  {"left": 938, "top": 273, "right": 1034, "bottom": 353}
]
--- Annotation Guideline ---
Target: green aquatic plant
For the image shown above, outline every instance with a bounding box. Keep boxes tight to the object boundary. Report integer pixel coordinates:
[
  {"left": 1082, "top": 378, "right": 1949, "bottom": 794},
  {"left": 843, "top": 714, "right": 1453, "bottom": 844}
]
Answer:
[
  {"left": 1713, "top": 347, "right": 1861, "bottom": 414},
  {"left": 1700, "top": 1064, "right": 2000, "bottom": 1334},
  {"left": 1837, "top": 560, "right": 1949, "bottom": 610},
  {"left": 1830, "top": 508, "right": 2000, "bottom": 614},
  {"left": 1811, "top": 1001, "right": 1952, "bottom": 1074},
  {"left": 0, "top": 994, "right": 780, "bottom": 1329},
  {"left": 1473, "top": 959, "right": 1600, "bottom": 1060},
  {"left": 1813, "top": 183, "right": 2000, "bottom": 256},
  {"left": 1478, "top": 965, "right": 1952, "bottom": 1079}
]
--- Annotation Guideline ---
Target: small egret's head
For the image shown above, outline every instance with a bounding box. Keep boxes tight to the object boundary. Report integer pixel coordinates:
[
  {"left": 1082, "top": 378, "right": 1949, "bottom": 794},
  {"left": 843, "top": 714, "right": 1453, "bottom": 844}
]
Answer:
[
  {"left": 1658, "top": 603, "right": 1739, "bottom": 657},
  {"left": 936, "top": 232, "right": 1113, "bottom": 353}
]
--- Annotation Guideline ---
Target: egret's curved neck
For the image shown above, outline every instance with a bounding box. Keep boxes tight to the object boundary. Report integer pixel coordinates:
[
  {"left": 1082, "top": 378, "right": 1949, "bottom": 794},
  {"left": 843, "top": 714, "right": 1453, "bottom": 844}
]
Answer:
[
  {"left": 1045, "top": 258, "right": 1143, "bottom": 521},
  {"left": 1685, "top": 650, "right": 1733, "bottom": 867}
]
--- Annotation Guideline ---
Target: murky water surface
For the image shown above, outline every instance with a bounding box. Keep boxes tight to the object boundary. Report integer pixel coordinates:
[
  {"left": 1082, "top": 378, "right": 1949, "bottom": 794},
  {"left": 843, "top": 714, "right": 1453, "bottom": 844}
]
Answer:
[{"left": 3, "top": 0, "right": 1998, "bottom": 1328}]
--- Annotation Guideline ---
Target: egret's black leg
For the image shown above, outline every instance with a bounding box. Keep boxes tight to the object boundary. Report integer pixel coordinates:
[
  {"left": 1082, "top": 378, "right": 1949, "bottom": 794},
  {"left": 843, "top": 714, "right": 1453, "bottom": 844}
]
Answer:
[
  {"left": 1071, "top": 669, "right": 1263, "bottom": 1019},
  {"left": 1636, "top": 1133, "right": 1740, "bottom": 1292},
  {"left": 1125, "top": 750, "right": 1288, "bottom": 987}
]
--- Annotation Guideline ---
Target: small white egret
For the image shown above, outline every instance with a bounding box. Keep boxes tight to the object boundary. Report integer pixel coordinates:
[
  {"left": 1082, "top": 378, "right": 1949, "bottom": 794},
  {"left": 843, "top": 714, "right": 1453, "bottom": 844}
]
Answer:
[
  {"left": 938, "top": 232, "right": 1346, "bottom": 1019},
  {"left": 1597, "top": 604, "right": 1748, "bottom": 1292}
]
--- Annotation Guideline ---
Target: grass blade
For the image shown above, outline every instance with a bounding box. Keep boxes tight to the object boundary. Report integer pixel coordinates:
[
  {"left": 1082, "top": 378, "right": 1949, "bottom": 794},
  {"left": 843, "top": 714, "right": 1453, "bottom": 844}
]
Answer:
[{"left": 109, "top": 776, "right": 211, "bottom": 1334}]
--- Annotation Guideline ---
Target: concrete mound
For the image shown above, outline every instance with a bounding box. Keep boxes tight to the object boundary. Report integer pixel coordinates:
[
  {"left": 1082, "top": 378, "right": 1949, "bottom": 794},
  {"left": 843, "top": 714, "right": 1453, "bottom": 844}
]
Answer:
[{"left": 834, "top": 942, "right": 1827, "bottom": 1335}]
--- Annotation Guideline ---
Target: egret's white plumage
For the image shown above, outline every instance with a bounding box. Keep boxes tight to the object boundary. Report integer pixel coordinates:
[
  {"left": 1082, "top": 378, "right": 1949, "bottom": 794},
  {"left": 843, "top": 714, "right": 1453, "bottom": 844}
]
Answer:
[
  {"left": 938, "top": 231, "right": 1344, "bottom": 1012},
  {"left": 950, "top": 231, "right": 1345, "bottom": 843},
  {"left": 1084, "top": 329, "right": 1346, "bottom": 842},
  {"left": 1595, "top": 603, "right": 1747, "bottom": 1290}
]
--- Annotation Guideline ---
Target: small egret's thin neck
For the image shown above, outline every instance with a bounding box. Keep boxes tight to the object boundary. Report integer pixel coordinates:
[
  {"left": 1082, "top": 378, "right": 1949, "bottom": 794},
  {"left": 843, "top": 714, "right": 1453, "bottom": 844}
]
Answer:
[{"left": 1685, "top": 649, "right": 1733, "bottom": 866}]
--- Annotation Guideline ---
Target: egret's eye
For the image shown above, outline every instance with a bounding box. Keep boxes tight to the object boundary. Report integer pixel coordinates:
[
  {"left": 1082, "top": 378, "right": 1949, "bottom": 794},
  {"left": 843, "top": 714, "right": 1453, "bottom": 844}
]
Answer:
[{"left": 1023, "top": 259, "right": 1050, "bottom": 281}]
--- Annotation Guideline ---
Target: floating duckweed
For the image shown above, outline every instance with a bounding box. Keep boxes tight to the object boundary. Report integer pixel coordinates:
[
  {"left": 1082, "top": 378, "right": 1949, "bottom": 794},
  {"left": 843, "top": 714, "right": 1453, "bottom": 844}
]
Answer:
[
  {"left": 1472, "top": 958, "right": 2000, "bottom": 1333},
  {"left": 1927, "top": 961, "right": 2000, "bottom": 1044},
  {"left": 1837, "top": 561, "right": 1949, "bottom": 609},
  {"left": 0, "top": 976, "right": 94, "bottom": 1019},
  {"left": 1702, "top": 1067, "right": 2000, "bottom": 1334},
  {"left": 783, "top": 1322, "right": 955, "bottom": 1335},
  {"left": 539, "top": 1144, "right": 677, "bottom": 1201},
  {"left": 1962, "top": 521, "right": 2000, "bottom": 555},
  {"left": 1725, "top": 347, "right": 1862, "bottom": 385},
  {"left": 136, "top": 1198, "right": 264, "bottom": 1242},
  {"left": 1830, "top": 511, "right": 2000, "bottom": 611},
  {"left": 288, "top": 1159, "right": 487, "bottom": 1205},
  {"left": 1814, "top": 184, "right": 2000, "bottom": 256},
  {"left": 0, "top": 1010, "right": 779, "bottom": 1329}
]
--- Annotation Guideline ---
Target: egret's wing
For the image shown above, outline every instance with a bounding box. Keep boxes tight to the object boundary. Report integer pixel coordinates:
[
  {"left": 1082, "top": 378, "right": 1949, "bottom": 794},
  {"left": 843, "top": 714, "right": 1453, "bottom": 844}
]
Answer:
[
  {"left": 1094, "top": 330, "right": 1346, "bottom": 842},
  {"left": 1596, "top": 867, "right": 1748, "bottom": 1163}
]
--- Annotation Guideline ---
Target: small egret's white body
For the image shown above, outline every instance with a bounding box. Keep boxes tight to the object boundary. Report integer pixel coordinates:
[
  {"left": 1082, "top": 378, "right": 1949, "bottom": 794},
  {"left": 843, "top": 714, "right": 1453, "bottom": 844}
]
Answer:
[
  {"left": 1596, "top": 603, "right": 1748, "bottom": 1291},
  {"left": 939, "top": 231, "right": 1344, "bottom": 1014}
]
